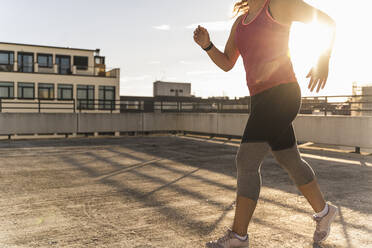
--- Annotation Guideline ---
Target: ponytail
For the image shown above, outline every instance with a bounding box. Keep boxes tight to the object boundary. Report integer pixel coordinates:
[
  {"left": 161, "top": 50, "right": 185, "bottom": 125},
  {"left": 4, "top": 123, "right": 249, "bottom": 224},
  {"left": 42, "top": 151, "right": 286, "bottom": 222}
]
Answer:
[{"left": 233, "top": 0, "right": 249, "bottom": 16}]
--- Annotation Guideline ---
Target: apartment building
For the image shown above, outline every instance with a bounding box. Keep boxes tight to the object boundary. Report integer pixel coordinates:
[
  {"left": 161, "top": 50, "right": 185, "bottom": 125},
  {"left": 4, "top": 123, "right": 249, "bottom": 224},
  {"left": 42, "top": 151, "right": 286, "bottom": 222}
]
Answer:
[
  {"left": 153, "top": 81, "right": 191, "bottom": 97},
  {"left": 352, "top": 83, "right": 372, "bottom": 116},
  {"left": 0, "top": 42, "right": 120, "bottom": 113}
]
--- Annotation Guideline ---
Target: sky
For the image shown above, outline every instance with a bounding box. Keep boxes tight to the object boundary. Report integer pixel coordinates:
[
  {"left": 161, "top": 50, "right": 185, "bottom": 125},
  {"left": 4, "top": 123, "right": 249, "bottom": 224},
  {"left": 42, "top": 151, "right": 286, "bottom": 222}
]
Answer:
[{"left": 2, "top": 0, "right": 371, "bottom": 98}]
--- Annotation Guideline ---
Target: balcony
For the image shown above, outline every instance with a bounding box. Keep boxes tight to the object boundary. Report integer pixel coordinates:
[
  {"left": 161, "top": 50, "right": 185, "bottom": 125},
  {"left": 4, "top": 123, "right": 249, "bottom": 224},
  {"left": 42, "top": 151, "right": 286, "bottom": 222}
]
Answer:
[{"left": 0, "top": 62, "right": 119, "bottom": 78}]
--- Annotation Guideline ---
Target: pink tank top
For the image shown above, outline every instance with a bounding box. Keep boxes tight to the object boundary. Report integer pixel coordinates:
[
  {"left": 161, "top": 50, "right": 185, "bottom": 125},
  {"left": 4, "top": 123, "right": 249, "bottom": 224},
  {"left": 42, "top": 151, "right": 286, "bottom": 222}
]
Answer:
[{"left": 235, "top": 0, "right": 297, "bottom": 96}]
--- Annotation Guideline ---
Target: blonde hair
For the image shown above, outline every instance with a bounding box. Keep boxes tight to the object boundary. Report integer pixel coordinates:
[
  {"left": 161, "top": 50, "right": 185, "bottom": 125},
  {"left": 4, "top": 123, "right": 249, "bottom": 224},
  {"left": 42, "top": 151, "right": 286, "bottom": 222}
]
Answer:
[{"left": 233, "top": 0, "right": 249, "bottom": 16}]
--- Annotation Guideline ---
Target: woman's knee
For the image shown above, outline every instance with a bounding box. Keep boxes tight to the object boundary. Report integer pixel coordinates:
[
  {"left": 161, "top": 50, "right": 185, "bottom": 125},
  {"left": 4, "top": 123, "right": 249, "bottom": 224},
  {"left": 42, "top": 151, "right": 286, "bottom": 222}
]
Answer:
[
  {"left": 272, "top": 145, "right": 315, "bottom": 185},
  {"left": 235, "top": 142, "right": 269, "bottom": 171},
  {"left": 235, "top": 142, "right": 269, "bottom": 201}
]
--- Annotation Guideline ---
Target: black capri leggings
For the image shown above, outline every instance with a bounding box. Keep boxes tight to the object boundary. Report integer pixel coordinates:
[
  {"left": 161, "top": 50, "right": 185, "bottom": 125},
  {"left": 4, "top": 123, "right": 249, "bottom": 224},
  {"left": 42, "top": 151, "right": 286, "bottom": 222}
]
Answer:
[{"left": 241, "top": 82, "right": 302, "bottom": 151}]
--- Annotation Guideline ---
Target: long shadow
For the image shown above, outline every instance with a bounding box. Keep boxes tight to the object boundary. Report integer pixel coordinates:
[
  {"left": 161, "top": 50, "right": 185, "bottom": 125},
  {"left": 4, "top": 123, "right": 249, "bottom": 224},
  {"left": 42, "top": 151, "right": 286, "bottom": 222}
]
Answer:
[
  {"left": 62, "top": 149, "right": 326, "bottom": 239},
  {"left": 4, "top": 136, "right": 372, "bottom": 244},
  {"left": 110, "top": 136, "right": 372, "bottom": 243},
  {"left": 88, "top": 143, "right": 372, "bottom": 239},
  {"left": 337, "top": 204, "right": 353, "bottom": 248},
  {"left": 87, "top": 152, "right": 229, "bottom": 210},
  {"left": 59, "top": 154, "right": 234, "bottom": 236},
  {"left": 102, "top": 152, "right": 372, "bottom": 236}
]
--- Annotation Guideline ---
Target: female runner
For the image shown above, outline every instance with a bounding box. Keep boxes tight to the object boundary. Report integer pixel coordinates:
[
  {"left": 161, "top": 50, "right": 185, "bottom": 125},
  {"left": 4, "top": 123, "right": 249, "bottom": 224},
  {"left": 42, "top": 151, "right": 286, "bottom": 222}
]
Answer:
[{"left": 193, "top": 0, "right": 337, "bottom": 247}]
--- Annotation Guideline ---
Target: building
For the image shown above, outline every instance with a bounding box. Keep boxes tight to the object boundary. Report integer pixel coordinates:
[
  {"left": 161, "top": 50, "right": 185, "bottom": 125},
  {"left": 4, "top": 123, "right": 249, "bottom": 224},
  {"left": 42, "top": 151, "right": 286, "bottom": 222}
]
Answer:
[
  {"left": 153, "top": 81, "right": 191, "bottom": 97},
  {"left": 352, "top": 83, "right": 372, "bottom": 116},
  {"left": 0, "top": 42, "right": 120, "bottom": 113}
]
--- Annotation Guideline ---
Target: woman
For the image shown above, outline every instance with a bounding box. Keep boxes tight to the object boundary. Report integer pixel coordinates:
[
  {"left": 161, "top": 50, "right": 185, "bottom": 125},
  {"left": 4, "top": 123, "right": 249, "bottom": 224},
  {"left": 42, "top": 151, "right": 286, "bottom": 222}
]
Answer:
[{"left": 193, "top": 0, "right": 337, "bottom": 247}]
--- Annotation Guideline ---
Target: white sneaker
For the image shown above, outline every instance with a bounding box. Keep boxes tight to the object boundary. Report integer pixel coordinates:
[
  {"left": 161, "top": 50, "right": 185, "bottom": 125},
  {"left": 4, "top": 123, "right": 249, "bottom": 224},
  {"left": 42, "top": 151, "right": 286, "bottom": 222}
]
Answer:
[
  {"left": 313, "top": 203, "right": 338, "bottom": 243},
  {"left": 205, "top": 227, "right": 249, "bottom": 248}
]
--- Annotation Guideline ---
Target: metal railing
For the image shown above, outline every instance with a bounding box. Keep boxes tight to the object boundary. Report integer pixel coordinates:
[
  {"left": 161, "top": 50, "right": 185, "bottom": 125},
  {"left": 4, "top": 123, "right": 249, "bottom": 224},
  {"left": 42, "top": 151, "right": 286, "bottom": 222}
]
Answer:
[
  {"left": 120, "top": 95, "right": 372, "bottom": 116},
  {"left": 0, "top": 64, "right": 119, "bottom": 78},
  {"left": 0, "top": 98, "right": 117, "bottom": 113},
  {"left": 0, "top": 95, "right": 371, "bottom": 115}
]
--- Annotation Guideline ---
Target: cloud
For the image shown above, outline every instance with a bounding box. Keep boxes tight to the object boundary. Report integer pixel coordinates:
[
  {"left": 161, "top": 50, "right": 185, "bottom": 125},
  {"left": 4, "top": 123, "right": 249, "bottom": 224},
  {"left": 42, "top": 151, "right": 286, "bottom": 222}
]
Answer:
[
  {"left": 153, "top": 24, "right": 171, "bottom": 31},
  {"left": 121, "top": 75, "right": 151, "bottom": 82},
  {"left": 186, "top": 20, "right": 233, "bottom": 32}
]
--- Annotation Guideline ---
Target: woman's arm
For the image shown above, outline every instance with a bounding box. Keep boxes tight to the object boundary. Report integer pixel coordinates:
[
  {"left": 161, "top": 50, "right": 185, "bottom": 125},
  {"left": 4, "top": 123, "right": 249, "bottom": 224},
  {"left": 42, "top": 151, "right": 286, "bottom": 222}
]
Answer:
[
  {"left": 193, "top": 17, "right": 241, "bottom": 72},
  {"left": 289, "top": 0, "right": 336, "bottom": 56},
  {"left": 286, "top": 0, "right": 336, "bottom": 92}
]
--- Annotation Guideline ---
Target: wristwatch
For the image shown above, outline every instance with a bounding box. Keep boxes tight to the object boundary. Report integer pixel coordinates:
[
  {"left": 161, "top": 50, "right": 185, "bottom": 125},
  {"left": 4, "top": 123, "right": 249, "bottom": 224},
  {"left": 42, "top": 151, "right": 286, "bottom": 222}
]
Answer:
[{"left": 203, "top": 42, "right": 214, "bottom": 52}]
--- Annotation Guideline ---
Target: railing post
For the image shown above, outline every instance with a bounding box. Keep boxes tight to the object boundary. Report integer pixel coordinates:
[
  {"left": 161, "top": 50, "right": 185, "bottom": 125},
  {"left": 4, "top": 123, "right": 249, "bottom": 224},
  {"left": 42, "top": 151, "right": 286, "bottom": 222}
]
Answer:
[
  {"left": 111, "top": 100, "right": 113, "bottom": 114},
  {"left": 38, "top": 99, "right": 41, "bottom": 113},
  {"left": 0, "top": 99, "right": 2, "bottom": 113},
  {"left": 73, "top": 99, "right": 76, "bottom": 113},
  {"left": 355, "top": 147, "right": 361, "bottom": 154},
  {"left": 324, "top": 96, "right": 328, "bottom": 116}
]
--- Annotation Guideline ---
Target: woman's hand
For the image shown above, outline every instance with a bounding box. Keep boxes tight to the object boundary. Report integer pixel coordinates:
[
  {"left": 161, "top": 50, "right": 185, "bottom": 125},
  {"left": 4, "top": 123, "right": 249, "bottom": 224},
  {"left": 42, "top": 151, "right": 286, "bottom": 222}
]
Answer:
[
  {"left": 306, "top": 54, "right": 330, "bottom": 93},
  {"left": 193, "top": 25, "right": 211, "bottom": 49}
]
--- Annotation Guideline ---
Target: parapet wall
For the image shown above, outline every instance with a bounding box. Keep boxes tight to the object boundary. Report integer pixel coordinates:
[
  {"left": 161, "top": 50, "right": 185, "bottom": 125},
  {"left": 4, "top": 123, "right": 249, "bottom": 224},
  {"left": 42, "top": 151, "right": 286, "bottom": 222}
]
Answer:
[{"left": 0, "top": 113, "right": 371, "bottom": 148}]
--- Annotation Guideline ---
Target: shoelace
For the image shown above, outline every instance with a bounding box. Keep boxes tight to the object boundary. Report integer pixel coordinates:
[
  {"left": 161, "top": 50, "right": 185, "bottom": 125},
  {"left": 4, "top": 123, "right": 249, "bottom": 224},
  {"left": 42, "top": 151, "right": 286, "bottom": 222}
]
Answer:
[{"left": 214, "top": 228, "right": 233, "bottom": 246}]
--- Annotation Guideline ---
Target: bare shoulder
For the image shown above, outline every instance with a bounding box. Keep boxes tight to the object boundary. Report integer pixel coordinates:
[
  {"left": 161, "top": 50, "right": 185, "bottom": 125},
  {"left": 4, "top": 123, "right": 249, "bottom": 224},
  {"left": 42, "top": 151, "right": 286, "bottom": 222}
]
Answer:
[
  {"left": 230, "top": 14, "right": 244, "bottom": 32},
  {"left": 269, "top": 0, "right": 304, "bottom": 24},
  {"left": 234, "top": 14, "right": 245, "bottom": 27},
  {"left": 270, "top": 0, "right": 302, "bottom": 8}
]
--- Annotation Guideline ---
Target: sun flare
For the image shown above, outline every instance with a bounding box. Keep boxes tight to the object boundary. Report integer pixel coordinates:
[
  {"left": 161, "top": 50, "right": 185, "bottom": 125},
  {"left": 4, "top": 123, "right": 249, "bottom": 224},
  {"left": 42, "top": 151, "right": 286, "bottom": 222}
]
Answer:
[
  {"left": 289, "top": 21, "right": 334, "bottom": 70},
  {"left": 288, "top": 20, "right": 335, "bottom": 95}
]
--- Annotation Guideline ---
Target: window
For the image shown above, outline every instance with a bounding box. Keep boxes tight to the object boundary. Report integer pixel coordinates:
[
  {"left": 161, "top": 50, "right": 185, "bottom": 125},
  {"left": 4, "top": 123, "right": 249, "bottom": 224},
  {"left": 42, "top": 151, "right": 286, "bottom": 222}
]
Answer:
[
  {"left": 94, "top": 56, "right": 105, "bottom": 65},
  {"left": 99, "top": 86, "right": 115, "bottom": 110},
  {"left": 74, "top": 56, "right": 88, "bottom": 70},
  {"left": 37, "top": 54, "right": 53, "bottom": 68},
  {"left": 77, "top": 85, "right": 94, "bottom": 110},
  {"left": 58, "top": 84, "right": 73, "bottom": 100},
  {"left": 0, "top": 82, "right": 14, "bottom": 99},
  {"left": 0, "top": 51, "right": 14, "bottom": 72},
  {"left": 18, "top": 53, "right": 34, "bottom": 73},
  {"left": 18, "top": 82, "right": 35, "bottom": 99},
  {"left": 56, "top": 55, "right": 71, "bottom": 75},
  {"left": 38, "top": 83, "right": 54, "bottom": 99}
]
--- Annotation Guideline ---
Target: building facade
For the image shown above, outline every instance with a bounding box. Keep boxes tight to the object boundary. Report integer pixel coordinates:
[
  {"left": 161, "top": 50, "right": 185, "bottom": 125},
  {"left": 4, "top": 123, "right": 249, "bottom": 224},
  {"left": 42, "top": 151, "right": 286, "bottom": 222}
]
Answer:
[
  {"left": 0, "top": 42, "right": 120, "bottom": 113},
  {"left": 153, "top": 81, "right": 191, "bottom": 97},
  {"left": 352, "top": 83, "right": 372, "bottom": 116}
]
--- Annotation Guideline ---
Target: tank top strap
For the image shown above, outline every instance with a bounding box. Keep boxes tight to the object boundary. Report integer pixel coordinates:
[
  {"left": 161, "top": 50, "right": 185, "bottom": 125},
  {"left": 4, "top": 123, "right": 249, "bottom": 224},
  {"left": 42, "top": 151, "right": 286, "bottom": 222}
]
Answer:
[{"left": 263, "top": 0, "right": 270, "bottom": 10}]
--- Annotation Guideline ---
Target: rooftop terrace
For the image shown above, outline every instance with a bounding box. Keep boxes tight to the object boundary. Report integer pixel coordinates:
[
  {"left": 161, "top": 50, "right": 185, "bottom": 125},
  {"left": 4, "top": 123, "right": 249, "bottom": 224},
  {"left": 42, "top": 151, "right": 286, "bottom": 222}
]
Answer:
[{"left": 0, "top": 135, "right": 371, "bottom": 247}]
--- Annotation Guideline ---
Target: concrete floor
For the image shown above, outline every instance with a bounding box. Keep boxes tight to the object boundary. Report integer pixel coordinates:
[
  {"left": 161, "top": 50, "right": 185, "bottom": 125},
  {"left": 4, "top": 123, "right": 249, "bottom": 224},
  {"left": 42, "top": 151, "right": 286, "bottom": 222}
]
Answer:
[{"left": 0, "top": 135, "right": 371, "bottom": 248}]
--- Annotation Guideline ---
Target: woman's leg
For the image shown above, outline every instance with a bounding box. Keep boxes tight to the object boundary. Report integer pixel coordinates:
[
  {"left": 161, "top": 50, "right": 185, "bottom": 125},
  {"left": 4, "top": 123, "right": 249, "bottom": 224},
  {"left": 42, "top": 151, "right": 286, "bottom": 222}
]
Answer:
[
  {"left": 230, "top": 83, "right": 300, "bottom": 236},
  {"left": 232, "top": 142, "right": 270, "bottom": 236},
  {"left": 298, "top": 179, "right": 326, "bottom": 213},
  {"left": 271, "top": 142, "right": 326, "bottom": 212},
  {"left": 269, "top": 119, "right": 338, "bottom": 243}
]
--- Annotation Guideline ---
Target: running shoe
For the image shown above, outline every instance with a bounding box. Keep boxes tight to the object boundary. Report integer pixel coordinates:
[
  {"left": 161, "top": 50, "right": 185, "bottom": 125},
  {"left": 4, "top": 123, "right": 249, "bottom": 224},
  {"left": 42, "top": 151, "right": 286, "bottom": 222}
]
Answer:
[
  {"left": 205, "top": 227, "right": 249, "bottom": 248},
  {"left": 313, "top": 203, "right": 338, "bottom": 243}
]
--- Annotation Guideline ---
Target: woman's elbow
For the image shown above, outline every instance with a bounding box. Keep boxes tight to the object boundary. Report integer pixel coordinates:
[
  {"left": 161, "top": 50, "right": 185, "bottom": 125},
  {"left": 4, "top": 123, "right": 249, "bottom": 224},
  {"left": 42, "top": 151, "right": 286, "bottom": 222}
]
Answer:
[{"left": 221, "top": 63, "right": 234, "bottom": 72}]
